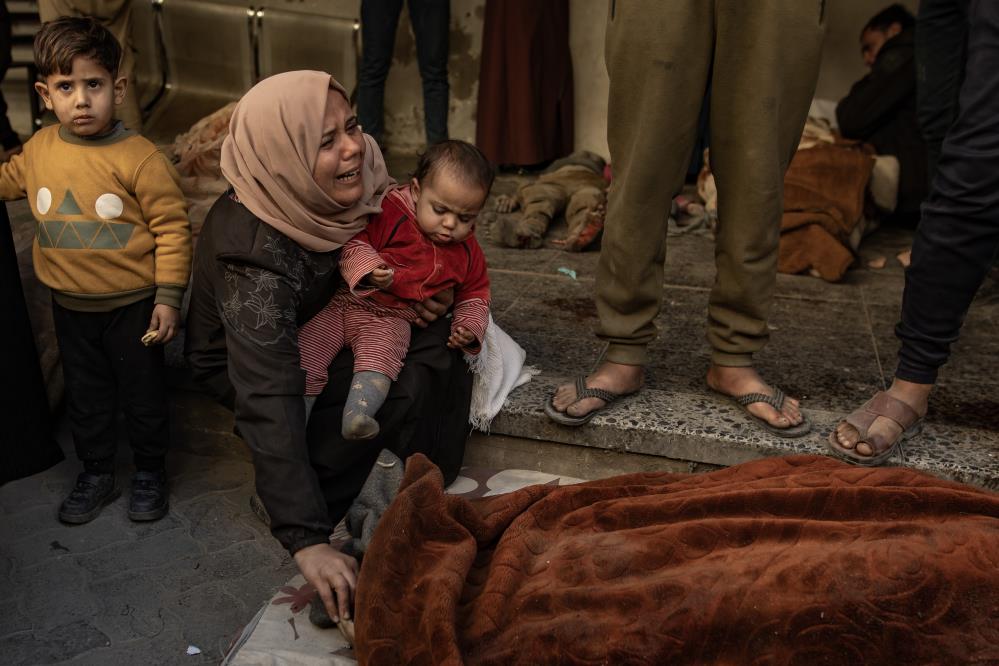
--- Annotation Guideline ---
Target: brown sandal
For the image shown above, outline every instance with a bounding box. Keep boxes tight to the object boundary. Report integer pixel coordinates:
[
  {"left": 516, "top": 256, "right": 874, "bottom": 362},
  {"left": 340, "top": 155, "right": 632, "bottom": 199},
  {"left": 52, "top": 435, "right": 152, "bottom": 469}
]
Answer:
[{"left": 827, "top": 391, "right": 923, "bottom": 466}]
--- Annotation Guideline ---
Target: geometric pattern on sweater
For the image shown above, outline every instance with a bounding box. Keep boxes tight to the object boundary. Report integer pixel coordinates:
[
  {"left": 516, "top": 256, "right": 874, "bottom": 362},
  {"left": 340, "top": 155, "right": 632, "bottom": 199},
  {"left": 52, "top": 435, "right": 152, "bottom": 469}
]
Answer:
[
  {"left": 36, "top": 219, "right": 134, "bottom": 249},
  {"left": 56, "top": 189, "right": 82, "bottom": 215}
]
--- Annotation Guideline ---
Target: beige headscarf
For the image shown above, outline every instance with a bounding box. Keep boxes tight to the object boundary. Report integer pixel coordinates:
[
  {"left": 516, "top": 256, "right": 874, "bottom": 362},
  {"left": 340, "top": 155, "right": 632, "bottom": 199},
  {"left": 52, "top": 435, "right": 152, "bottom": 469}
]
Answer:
[{"left": 220, "top": 71, "right": 394, "bottom": 252}]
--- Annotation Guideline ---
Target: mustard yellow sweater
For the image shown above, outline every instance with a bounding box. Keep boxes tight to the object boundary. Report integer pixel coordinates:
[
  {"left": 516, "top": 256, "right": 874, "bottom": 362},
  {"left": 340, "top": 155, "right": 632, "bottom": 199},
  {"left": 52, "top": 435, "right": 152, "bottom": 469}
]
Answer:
[{"left": 0, "top": 123, "right": 191, "bottom": 311}]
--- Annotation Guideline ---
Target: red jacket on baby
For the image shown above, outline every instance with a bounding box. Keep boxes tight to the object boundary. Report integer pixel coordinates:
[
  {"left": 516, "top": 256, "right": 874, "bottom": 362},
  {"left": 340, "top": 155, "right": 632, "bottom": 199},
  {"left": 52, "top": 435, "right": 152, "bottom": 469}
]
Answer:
[{"left": 339, "top": 185, "right": 491, "bottom": 346}]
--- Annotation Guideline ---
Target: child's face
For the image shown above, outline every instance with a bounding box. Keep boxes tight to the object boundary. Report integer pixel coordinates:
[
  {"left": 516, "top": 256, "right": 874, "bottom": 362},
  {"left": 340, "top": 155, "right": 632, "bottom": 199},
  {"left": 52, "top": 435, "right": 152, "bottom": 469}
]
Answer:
[
  {"left": 411, "top": 169, "right": 487, "bottom": 245},
  {"left": 34, "top": 56, "right": 126, "bottom": 138}
]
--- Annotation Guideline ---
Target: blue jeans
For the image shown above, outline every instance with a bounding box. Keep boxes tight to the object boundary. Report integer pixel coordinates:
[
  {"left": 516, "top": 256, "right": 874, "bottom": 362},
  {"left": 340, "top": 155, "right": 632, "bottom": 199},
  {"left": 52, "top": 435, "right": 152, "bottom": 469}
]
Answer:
[
  {"left": 357, "top": 0, "right": 449, "bottom": 147},
  {"left": 895, "top": 0, "right": 999, "bottom": 383}
]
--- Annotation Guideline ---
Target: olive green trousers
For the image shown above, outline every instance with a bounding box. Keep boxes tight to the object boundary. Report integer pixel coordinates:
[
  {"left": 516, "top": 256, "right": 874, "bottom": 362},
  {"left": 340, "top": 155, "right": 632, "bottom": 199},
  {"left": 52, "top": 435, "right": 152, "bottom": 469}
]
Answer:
[{"left": 597, "top": 0, "right": 825, "bottom": 366}]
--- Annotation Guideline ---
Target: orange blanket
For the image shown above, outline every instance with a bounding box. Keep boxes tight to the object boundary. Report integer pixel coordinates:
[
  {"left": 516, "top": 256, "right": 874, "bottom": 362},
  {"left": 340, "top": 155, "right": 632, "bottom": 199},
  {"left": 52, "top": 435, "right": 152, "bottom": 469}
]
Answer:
[
  {"left": 356, "top": 454, "right": 999, "bottom": 664},
  {"left": 780, "top": 143, "right": 874, "bottom": 282}
]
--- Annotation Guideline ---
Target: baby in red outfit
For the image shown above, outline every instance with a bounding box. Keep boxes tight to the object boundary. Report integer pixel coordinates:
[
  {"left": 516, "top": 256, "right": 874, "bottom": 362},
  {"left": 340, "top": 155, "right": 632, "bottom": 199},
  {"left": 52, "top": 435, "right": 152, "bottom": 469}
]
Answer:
[{"left": 299, "top": 140, "right": 493, "bottom": 440}]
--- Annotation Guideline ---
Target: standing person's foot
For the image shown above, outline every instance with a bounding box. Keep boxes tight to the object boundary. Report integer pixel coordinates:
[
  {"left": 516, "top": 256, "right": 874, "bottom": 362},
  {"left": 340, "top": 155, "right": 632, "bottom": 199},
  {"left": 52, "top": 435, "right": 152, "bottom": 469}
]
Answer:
[
  {"left": 128, "top": 470, "right": 169, "bottom": 521},
  {"left": 706, "top": 365, "right": 809, "bottom": 436},
  {"left": 828, "top": 379, "right": 929, "bottom": 465},
  {"left": 546, "top": 361, "right": 643, "bottom": 426},
  {"left": 58, "top": 472, "right": 120, "bottom": 524}
]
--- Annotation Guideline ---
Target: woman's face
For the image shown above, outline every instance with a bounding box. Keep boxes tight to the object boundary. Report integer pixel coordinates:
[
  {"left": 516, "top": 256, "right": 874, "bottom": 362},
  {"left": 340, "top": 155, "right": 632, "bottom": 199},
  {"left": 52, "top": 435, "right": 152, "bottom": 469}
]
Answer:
[{"left": 312, "top": 89, "right": 366, "bottom": 206}]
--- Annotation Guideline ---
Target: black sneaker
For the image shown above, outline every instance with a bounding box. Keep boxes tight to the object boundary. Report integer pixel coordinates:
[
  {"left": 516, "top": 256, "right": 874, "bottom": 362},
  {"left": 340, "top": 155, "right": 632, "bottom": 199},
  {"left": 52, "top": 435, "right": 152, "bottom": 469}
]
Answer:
[
  {"left": 58, "top": 472, "right": 120, "bottom": 524},
  {"left": 128, "top": 470, "right": 169, "bottom": 521}
]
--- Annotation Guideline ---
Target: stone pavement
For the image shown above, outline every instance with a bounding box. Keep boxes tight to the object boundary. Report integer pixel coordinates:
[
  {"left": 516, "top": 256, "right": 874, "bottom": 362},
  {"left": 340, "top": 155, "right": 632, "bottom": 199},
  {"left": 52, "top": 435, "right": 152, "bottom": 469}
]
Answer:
[{"left": 0, "top": 392, "right": 296, "bottom": 665}]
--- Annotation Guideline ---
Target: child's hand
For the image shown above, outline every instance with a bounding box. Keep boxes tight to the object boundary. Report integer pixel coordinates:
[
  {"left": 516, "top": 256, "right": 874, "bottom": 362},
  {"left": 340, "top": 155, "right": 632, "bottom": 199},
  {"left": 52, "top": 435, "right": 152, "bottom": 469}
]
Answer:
[
  {"left": 367, "top": 265, "right": 394, "bottom": 289},
  {"left": 447, "top": 326, "right": 476, "bottom": 349},
  {"left": 144, "top": 304, "right": 180, "bottom": 345}
]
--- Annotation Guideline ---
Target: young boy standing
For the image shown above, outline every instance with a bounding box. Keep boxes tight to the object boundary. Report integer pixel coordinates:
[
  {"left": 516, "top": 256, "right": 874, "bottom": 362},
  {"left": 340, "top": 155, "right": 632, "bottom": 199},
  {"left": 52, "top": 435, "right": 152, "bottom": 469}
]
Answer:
[{"left": 0, "top": 18, "right": 191, "bottom": 522}]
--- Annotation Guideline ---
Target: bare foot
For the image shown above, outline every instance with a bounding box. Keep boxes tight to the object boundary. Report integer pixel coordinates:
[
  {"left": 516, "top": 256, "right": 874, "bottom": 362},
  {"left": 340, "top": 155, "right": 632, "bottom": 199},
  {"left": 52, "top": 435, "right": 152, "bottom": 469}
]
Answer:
[
  {"left": 551, "top": 361, "right": 643, "bottom": 418},
  {"left": 706, "top": 365, "right": 804, "bottom": 429},
  {"left": 832, "top": 379, "right": 930, "bottom": 457}
]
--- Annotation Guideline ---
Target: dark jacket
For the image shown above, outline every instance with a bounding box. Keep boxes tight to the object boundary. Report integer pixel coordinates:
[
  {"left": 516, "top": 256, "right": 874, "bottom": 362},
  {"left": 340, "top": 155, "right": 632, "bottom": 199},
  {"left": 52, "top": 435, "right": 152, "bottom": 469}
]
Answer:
[
  {"left": 185, "top": 193, "right": 471, "bottom": 554},
  {"left": 837, "top": 28, "right": 928, "bottom": 216}
]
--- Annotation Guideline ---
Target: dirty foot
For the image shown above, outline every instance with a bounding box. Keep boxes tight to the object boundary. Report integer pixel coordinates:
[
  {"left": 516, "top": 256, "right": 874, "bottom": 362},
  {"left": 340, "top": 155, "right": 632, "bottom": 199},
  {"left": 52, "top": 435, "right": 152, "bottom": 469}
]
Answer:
[
  {"left": 551, "top": 361, "right": 643, "bottom": 419},
  {"left": 706, "top": 365, "right": 803, "bottom": 430},
  {"left": 832, "top": 379, "right": 930, "bottom": 457}
]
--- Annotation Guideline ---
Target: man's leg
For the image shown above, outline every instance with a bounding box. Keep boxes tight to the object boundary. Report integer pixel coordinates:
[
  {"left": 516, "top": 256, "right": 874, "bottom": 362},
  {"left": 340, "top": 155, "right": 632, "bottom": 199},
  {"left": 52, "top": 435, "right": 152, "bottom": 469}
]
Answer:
[
  {"left": 408, "top": 0, "right": 449, "bottom": 145},
  {"left": 509, "top": 180, "right": 566, "bottom": 248},
  {"left": 916, "top": 0, "right": 969, "bottom": 181},
  {"left": 701, "top": 0, "right": 823, "bottom": 429},
  {"left": 834, "top": 0, "right": 999, "bottom": 457},
  {"left": 562, "top": 185, "right": 605, "bottom": 250},
  {"left": 551, "top": 0, "right": 713, "bottom": 418},
  {"left": 357, "top": 0, "right": 405, "bottom": 149}
]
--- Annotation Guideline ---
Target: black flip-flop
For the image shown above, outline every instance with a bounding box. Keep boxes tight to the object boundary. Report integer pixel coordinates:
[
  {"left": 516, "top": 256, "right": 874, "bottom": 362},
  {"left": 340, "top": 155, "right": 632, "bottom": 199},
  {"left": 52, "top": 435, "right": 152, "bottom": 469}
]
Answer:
[{"left": 544, "top": 376, "right": 635, "bottom": 427}]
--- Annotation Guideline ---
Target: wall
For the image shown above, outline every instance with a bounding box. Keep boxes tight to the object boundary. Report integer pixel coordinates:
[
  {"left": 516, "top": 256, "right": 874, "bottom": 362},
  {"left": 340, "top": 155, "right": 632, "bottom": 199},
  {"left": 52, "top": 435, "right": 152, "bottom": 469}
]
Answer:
[
  {"left": 145, "top": 1, "right": 915, "bottom": 157},
  {"left": 569, "top": 1, "right": 611, "bottom": 159},
  {"left": 381, "top": 0, "right": 485, "bottom": 153}
]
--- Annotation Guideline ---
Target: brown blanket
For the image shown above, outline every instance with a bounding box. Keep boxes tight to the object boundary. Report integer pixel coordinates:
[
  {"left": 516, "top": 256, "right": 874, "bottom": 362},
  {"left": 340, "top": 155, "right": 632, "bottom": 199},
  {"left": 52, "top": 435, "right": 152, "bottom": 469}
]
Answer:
[
  {"left": 780, "top": 143, "right": 874, "bottom": 282},
  {"left": 356, "top": 454, "right": 999, "bottom": 665}
]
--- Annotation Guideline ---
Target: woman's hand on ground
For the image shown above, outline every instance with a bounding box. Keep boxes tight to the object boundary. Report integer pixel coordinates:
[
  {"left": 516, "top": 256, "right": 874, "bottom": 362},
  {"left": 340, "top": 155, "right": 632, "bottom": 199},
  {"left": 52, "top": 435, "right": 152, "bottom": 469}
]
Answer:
[
  {"left": 367, "top": 265, "right": 394, "bottom": 289},
  {"left": 413, "top": 287, "right": 454, "bottom": 327},
  {"left": 447, "top": 326, "right": 476, "bottom": 349},
  {"left": 146, "top": 304, "right": 181, "bottom": 345},
  {"left": 293, "top": 543, "right": 359, "bottom": 622}
]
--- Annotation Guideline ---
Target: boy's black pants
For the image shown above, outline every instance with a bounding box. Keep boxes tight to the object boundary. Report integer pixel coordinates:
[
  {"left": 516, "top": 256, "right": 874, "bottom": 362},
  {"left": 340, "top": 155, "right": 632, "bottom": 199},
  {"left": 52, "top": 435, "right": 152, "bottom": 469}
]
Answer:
[{"left": 52, "top": 296, "right": 169, "bottom": 473}]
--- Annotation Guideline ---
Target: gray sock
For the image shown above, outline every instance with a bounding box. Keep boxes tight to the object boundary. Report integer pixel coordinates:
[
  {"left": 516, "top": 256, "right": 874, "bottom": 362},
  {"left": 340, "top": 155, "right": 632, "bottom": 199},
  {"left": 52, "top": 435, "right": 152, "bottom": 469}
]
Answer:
[
  {"left": 342, "top": 371, "right": 391, "bottom": 440},
  {"left": 303, "top": 395, "right": 317, "bottom": 422}
]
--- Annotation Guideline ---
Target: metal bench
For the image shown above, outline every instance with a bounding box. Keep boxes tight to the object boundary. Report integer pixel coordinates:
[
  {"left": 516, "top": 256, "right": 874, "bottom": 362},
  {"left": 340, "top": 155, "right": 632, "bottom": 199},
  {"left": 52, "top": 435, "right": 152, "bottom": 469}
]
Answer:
[
  {"left": 133, "top": 0, "right": 359, "bottom": 142},
  {"left": 5, "top": 0, "right": 44, "bottom": 133}
]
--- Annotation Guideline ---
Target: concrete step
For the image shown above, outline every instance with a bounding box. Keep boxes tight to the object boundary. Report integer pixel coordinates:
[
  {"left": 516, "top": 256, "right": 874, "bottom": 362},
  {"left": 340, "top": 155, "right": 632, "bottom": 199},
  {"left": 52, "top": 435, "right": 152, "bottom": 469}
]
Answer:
[{"left": 490, "top": 374, "right": 999, "bottom": 490}]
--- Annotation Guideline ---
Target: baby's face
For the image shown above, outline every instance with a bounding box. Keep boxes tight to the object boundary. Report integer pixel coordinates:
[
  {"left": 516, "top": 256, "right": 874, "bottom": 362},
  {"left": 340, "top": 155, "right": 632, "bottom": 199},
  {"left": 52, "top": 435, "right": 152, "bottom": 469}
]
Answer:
[{"left": 411, "top": 170, "right": 487, "bottom": 244}]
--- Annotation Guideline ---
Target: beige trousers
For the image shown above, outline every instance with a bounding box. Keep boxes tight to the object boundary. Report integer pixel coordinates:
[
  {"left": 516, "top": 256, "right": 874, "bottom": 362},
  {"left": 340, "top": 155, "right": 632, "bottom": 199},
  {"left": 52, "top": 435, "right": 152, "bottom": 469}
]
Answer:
[
  {"left": 597, "top": 0, "right": 824, "bottom": 366},
  {"left": 38, "top": 0, "right": 142, "bottom": 132}
]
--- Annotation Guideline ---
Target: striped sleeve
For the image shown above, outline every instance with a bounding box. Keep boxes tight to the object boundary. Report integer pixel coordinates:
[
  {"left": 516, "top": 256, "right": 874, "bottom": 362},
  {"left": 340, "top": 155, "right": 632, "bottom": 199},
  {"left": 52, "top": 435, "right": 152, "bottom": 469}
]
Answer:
[
  {"left": 339, "top": 234, "right": 387, "bottom": 296},
  {"left": 452, "top": 298, "right": 490, "bottom": 354}
]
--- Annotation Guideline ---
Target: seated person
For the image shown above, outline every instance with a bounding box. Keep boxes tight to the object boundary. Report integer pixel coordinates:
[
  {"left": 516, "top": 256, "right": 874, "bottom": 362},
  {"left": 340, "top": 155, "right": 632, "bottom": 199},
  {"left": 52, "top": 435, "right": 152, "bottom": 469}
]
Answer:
[
  {"left": 836, "top": 5, "right": 927, "bottom": 221},
  {"left": 298, "top": 140, "right": 492, "bottom": 441}
]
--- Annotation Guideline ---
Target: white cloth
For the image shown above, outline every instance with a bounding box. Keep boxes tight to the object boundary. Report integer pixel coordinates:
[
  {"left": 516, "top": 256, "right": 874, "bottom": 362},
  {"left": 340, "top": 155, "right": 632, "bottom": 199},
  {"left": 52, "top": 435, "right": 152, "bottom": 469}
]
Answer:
[{"left": 465, "top": 314, "right": 538, "bottom": 431}]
